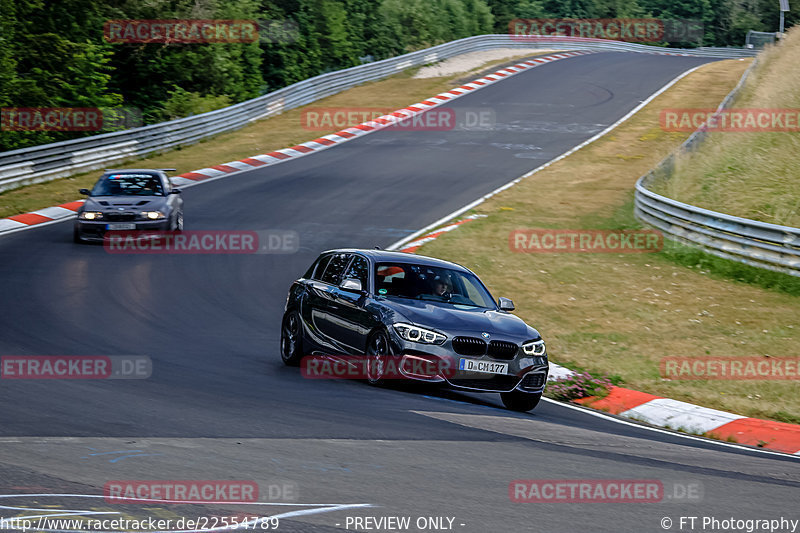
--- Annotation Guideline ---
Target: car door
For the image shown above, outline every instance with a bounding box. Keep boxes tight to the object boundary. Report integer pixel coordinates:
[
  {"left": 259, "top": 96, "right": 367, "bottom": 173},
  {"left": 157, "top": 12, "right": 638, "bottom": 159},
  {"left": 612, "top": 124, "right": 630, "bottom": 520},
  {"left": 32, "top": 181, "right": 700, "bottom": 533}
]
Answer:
[
  {"left": 328, "top": 254, "right": 376, "bottom": 353},
  {"left": 307, "top": 252, "right": 352, "bottom": 352}
]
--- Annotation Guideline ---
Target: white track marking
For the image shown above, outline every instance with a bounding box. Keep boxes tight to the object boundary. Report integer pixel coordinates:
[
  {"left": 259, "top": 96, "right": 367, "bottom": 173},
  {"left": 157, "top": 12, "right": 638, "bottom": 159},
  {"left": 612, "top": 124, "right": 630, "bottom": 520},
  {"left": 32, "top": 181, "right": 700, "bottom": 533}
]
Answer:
[
  {"left": 386, "top": 64, "right": 704, "bottom": 251},
  {"left": 0, "top": 494, "right": 374, "bottom": 533}
]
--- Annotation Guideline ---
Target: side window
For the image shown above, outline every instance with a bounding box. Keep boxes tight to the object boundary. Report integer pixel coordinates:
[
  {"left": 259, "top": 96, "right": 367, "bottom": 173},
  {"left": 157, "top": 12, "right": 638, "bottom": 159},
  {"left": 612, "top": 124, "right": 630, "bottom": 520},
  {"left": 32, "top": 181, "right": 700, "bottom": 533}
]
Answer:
[
  {"left": 343, "top": 256, "right": 369, "bottom": 289},
  {"left": 310, "top": 254, "right": 333, "bottom": 281},
  {"left": 320, "top": 253, "right": 351, "bottom": 285},
  {"left": 375, "top": 264, "right": 409, "bottom": 296}
]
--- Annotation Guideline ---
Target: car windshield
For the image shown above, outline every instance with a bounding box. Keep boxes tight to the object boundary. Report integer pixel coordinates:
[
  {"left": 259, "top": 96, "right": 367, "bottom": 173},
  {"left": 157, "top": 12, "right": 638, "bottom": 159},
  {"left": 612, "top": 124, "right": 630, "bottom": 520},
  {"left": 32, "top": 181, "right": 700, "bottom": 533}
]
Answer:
[
  {"left": 375, "top": 262, "right": 496, "bottom": 309},
  {"left": 91, "top": 174, "right": 164, "bottom": 196}
]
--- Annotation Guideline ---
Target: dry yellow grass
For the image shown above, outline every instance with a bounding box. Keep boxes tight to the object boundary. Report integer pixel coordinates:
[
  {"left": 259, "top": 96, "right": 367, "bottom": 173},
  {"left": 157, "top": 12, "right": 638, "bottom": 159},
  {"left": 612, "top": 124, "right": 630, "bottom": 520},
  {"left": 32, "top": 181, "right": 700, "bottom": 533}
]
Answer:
[
  {"left": 0, "top": 50, "right": 558, "bottom": 219},
  {"left": 418, "top": 58, "right": 800, "bottom": 423},
  {"left": 653, "top": 27, "right": 800, "bottom": 227}
]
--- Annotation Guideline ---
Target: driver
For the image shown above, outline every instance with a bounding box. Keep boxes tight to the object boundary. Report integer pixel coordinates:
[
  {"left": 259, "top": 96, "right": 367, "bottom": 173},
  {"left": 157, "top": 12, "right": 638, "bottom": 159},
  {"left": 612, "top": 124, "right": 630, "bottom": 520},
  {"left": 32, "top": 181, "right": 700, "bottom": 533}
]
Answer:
[
  {"left": 143, "top": 178, "right": 161, "bottom": 195},
  {"left": 432, "top": 275, "right": 451, "bottom": 298}
]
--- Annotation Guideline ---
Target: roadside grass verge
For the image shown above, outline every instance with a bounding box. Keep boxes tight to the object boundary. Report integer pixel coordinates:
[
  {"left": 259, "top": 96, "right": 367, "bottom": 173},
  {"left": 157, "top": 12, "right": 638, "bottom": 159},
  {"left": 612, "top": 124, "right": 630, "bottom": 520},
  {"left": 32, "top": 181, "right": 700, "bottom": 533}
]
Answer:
[
  {"left": 418, "top": 57, "right": 800, "bottom": 423},
  {"left": 659, "top": 243, "right": 800, "bottom": 297},
  {"left": 651, "top": 26, "right": 800, "bottom": 227},
  {"left": 609, "top": 193, "right": 800, "bottom": 296},
  {"left": 0, "top": 50, "right": 558, "bottom": 220}
]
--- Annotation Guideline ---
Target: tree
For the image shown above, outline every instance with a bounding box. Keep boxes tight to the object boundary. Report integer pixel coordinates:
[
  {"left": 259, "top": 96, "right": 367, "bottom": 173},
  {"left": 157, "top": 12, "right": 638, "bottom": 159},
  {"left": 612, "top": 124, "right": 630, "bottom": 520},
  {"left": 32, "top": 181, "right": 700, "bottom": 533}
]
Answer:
[
  {"left": 540, "top": 0, "right": 601, "bottom": 18},
  {"left": 0, "top": 0, "right": 122, "bottom": 150},
  {"left": 485, "top": 0, "right": 522, "bottom": 32},
  {"left": 462, "top": 0, "right": 495, "bottom": 35}
]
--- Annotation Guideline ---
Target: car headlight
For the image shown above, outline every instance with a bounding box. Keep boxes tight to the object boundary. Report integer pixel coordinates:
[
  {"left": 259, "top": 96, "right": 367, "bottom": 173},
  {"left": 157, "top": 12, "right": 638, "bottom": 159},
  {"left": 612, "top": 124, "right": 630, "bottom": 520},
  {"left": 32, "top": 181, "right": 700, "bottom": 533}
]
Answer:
[
  {"left": 522, "top": 339, "right": 546, "bottom": 356},
  {"left": 140, "top": 211, "right": 166, "bottom": 220},
  {"left": 79, "top": 211, "right": 103, "bottom": 220},
  {"left": 393, "top": 323, "right": 446, "bottom": 345}
]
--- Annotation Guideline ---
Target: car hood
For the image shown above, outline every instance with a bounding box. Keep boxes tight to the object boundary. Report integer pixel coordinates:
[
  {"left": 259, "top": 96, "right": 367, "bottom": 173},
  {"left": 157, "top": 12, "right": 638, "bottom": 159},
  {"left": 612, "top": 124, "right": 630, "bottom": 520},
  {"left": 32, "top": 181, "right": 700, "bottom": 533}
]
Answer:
[
  {"left": 83, "top": 196, "right": 168, "bottom": 211},
  {"left": 381, "top": 298, "right": 540, "bottom": 340}
]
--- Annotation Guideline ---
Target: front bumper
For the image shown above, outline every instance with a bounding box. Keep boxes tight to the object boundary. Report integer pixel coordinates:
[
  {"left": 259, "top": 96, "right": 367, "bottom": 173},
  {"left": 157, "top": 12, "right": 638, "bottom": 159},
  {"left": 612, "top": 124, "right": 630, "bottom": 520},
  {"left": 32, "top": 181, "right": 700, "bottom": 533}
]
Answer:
[
  {"left": 390, "top": 333, "right": 549, "bottom": 394},
  {"left": 74, "top": 219, "right": 171, "bottom": 241}
]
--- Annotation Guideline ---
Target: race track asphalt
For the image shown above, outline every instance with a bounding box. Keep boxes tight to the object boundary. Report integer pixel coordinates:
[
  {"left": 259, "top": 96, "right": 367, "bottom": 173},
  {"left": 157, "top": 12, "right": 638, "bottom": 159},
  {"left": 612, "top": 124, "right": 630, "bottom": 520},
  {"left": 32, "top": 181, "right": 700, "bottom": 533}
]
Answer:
[{"left": 0, "top": 52, "right": 797, "bottom": 533}]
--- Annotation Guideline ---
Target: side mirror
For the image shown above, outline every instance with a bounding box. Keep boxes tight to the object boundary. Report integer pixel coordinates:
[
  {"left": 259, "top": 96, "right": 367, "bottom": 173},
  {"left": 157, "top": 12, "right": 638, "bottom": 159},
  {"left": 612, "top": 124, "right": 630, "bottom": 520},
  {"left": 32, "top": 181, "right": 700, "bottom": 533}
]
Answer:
[
  {"left": 170, "top": 188, "right": 182, "bottom": 194},
  {"left": 79, "top": 188, "right": 91, "bottom": 195},
  {"left": 339, "top": 278, "right": 363, "bottom": 293},
  {"left": 498, "top": 297, "right": 515, "bottom": 311}
]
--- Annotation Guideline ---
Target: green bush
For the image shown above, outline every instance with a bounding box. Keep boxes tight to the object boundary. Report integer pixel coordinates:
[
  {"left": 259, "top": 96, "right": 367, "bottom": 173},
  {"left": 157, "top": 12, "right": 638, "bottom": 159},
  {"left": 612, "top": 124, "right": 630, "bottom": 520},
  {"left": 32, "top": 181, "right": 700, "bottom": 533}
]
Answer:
[{"left": 158, "top": 87, "right": 232, "bottom": 121}]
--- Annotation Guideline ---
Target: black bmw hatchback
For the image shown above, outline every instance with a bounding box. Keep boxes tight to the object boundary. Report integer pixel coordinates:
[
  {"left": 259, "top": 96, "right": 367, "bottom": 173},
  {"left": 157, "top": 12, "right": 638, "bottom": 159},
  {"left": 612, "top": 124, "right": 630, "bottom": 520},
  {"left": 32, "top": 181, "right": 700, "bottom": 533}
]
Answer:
[{"left": 280, "top": 249, "right": 549, "bottom": 411}]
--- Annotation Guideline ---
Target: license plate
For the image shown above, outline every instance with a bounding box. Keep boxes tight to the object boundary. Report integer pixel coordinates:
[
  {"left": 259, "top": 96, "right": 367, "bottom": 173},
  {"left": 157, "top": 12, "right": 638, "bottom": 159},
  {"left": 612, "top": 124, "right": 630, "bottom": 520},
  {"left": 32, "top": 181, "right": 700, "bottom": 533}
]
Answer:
[
  {"left": 459, "top": 359, "right": 509, "bottom": 374},
  {"left": 107, "top": 223, "right": 136, "bottom": 230}
]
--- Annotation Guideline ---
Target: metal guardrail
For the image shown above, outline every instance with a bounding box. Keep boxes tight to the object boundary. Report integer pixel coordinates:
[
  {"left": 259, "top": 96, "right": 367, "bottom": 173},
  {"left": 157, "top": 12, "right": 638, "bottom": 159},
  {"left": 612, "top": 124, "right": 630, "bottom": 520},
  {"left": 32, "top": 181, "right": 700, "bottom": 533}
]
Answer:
[
  {"left": 634, "top": 58, "right": 800, "bottom": 277},
  {"left": 0, "top": 34, "right": 755, "bottom": 192}
]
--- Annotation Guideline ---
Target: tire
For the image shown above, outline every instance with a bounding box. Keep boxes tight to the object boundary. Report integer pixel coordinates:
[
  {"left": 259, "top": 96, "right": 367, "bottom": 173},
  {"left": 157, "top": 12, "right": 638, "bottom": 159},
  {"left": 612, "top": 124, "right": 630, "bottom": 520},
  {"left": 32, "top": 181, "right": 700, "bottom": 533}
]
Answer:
[
  {"left": 501, "top": 391, "right": 542, "bottom": 412},
  {"left": 173, "top": 211, "right": 184, "bottom": 232},
  {"left": 280, "top": 310, "right": 305, "bottom": 366},
  {"left": 73, "top": 227, "right": 83, "bottom": 244},
  {"left": 365, "top": 330, "right": 392, "bottom": 386}
]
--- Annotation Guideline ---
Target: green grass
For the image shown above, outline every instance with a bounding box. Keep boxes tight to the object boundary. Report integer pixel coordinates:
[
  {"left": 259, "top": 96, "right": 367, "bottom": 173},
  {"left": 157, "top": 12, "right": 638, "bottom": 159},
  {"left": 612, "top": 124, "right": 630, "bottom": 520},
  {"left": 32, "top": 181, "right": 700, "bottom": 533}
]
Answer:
[
  {"left": 772, "top": 411, "right": 800, "bottom": 424},
  {"left": 602, "top": 191, "right": 800, "bottom": 297},
  {"left": 418, "top": 57, "right": 800, "bottom": 423},
  {"left": 652, "top": 26, "right": 800, "bottom": 227},
  {"left": 659, "top": 243, "right": 800, "bottom": 297}
]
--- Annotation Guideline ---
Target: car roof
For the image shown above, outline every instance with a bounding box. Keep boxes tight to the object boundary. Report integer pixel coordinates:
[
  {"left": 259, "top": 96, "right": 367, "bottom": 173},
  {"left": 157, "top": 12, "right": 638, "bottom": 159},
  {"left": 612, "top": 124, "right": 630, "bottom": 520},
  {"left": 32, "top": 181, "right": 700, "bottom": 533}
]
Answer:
[
  {"left": 320, "top": 248, "right": 472, "bottom": 273},
  {"left": 101, "top": 169, "right": 167, "bottom": 178}
]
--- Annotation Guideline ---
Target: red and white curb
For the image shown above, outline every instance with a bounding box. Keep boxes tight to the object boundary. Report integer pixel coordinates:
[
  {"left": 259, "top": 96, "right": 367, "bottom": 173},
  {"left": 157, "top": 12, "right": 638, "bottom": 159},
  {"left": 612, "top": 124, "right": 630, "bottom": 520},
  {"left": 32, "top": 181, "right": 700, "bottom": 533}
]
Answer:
[
  {"left": 551, "top": 356, "right": 800, "bottom": 458},
  {"left": 397, "top": 215, "right": 486, "bottom": 253},
  {"left": 0, "top": 201, "right": 84, "bottom": 234},
  {"left": 401, "top": 215, "right": 800, "bottom": 456},
  {"left": 0, "top": 51, "right": 594, "bottom": 236},
  {"left": 570, "top": 380, "right": 800, "bottom": 455}
]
